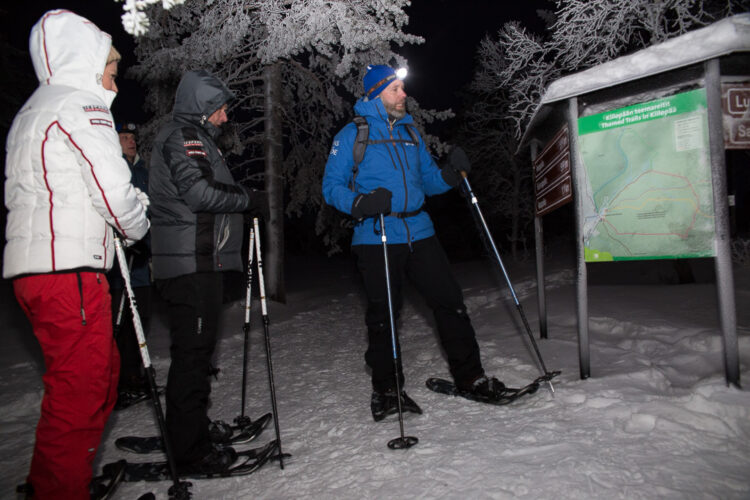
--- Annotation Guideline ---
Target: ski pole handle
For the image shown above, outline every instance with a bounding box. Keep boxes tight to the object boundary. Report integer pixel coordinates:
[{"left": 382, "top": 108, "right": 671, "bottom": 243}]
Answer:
[
  {"left": 245, "top": 228, "right": 255, "bottom": 326},
  {"left": 253, "top": 218, "right": 268, "bottom": 317}
]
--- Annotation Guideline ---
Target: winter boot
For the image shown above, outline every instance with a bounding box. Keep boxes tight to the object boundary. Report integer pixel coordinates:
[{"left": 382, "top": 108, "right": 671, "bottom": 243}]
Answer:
[
  {"left": 113, "top": 389, "right": 150, "bottom": 410},
  {"left": 208, "top": 420, "right": 234, "bottom": 444},
  {"left": 114, "top": 374, "right": 150, "bottom": 410},
  {"left": 371, "top": 388, "right": 422, "bottom": 422},
  {"left": 370, "top": 390, "right": 391, "bottom": 421},
  {"left": 178, "top": 444, "right": 238, "bottom": 475},
  {"left": 459, "top": 375, "right": 507, "bottom": 402}
]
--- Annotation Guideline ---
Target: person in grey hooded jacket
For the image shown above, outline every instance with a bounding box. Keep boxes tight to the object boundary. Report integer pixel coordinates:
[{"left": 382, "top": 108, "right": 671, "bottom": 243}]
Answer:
[{"left": 149, "top": 70, "right": 267, "bottom": 474}]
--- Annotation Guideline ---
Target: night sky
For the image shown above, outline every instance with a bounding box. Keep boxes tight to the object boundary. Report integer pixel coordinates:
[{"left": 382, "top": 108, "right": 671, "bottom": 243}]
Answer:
[
  {"left": 4, "top": 1, "right": 551, "bottom": 124},
  {"left": 403, "top": 0, "right": 550, "bottom": 110}
]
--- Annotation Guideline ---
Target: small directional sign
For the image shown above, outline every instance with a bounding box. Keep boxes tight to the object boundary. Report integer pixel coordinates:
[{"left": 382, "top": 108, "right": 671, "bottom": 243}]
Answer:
[
  {"left": 722, "top": 82, "right": 750, "bottom": 149},
  {"left": 534, "top": 125, "right": 571, "bottom": 216}
]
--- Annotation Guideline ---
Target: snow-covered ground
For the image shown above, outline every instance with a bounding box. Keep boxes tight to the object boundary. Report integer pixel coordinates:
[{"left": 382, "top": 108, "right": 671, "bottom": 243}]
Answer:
[{"left": 1, "top": 252, "right": 749, "bottom": 499}]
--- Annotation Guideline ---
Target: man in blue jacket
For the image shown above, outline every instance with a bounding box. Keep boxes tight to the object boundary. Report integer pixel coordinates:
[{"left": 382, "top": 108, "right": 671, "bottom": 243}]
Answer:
[{"left": 322, "top": 65, "right": 504, "bottom": 421}]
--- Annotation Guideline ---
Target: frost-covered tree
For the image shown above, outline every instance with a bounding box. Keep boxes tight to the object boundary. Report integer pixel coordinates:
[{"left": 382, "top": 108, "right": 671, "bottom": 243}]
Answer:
[
  {"left": 128, "top": 0, "right": 449, "bottom": 300},
  {"left": 465, "top": 0, "right": 748, "bottom": 258}
]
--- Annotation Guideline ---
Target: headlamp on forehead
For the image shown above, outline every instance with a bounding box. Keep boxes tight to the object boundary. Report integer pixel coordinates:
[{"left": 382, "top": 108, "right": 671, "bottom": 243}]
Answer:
[
  {"left": 116, "top": 122, "right": 137, "bottom": 134},
  {"left": 363, "top": 65, "right": 408, "bottom": 100}
]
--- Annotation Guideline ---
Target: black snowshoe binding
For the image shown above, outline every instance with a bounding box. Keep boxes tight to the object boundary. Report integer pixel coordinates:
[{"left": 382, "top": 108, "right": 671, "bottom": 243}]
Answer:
[
  {"left": 178, "top": 444, "right": 238, "bottom": 475},
  {"left": 460, "top": 375, "right": 510, "bottom": 401},
  {"left": 208, "top": 420, "right": 234, "bottom": 444},
  {"left": 114, "top": 388, "right": 150, "bottom": 411},
  {"left": 371, "top": 388, "right": 423, "bottom": 422}
]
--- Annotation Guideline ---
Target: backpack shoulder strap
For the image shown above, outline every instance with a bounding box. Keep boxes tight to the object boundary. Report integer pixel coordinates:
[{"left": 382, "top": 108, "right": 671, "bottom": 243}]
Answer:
[
  {"left": 352, "top": 116, "right": 369, "bottom": 166},
  {"left": 350, "top": 116, "right": 369, "bottom": 190},
  {"left": 404, "top": 123, "right": 420, "bottom": 146}
]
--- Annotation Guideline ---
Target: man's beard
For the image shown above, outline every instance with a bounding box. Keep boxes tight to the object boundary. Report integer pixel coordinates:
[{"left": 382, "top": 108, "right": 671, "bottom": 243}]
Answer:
[{"left": 384, "top": 100, "right": 407, "bottom": 120}]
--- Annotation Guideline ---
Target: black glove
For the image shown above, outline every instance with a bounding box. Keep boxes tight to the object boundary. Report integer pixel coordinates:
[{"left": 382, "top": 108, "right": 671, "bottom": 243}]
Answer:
[
  {"left": 441, "top": 146, "right": 472, "bottom": 187},
  {"left": 245, "top": 189, "right": 270, "bottom": 220},
  {"left": 351, "top": 187, "right": 392, "bottom": 219}
]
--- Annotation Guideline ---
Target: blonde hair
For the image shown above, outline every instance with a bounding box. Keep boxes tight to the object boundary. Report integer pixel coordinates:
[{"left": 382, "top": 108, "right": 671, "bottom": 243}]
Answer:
[{"left": 106, "top": 45, "right": 121, "bottom": 65}]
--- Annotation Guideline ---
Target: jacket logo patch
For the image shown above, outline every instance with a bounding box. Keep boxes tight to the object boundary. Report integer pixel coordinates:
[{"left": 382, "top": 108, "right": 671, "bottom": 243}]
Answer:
[
  {"left": 89, "top": 118, "right": 113, "bottom": 128},
  {"left": 83, "top": 105, "right": 109, "bottom": 113},
  {"left": 184, "top": 140, "right": 207, "bottom": 158}
]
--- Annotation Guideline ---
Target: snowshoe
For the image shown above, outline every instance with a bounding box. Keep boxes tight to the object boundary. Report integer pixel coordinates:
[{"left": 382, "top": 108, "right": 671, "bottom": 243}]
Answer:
[
  {"left": 427, "top": 371, "right": 560, "bottom": 406},
  {"left": 115, "top": 412, "right": 272, "bottom": 454},
  {"left": 104, "top": 440, "right": 280, "bottom": 482}
]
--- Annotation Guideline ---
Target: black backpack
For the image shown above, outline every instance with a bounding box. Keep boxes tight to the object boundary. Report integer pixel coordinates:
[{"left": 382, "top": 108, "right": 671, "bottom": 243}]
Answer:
[{"left": 350, "top": 115, "right": 420, "bottom": 190}]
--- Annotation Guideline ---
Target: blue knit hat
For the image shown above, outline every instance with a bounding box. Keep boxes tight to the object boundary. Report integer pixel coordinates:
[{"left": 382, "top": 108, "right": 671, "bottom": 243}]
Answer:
[{"left": 363, "top": 65, "right": 398, "bottom": 100}]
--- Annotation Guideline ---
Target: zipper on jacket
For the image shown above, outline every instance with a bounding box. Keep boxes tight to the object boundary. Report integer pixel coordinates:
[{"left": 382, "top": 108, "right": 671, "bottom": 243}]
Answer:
[
  {"left": 387, "top": 126, "right": 414, "bottom": 251},
  {"left": 76, "top": 271, "right": 87, "bottom": 326}
]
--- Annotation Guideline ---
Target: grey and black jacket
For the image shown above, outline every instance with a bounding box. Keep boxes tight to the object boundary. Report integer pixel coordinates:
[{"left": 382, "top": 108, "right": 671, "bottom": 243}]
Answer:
[{"left": 149, "top": 70, "right": 250, "bottom": 280}]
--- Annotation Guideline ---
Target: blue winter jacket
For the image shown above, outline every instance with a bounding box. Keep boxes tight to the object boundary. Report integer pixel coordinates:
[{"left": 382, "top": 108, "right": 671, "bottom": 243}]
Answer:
[{"left": 322, "top": 97, "right": 451, "bottom": 246}]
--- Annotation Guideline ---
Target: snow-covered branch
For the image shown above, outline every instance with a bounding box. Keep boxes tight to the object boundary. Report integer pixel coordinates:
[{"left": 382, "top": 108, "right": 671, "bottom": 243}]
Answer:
[{"left": 116, "top": 0, "right": 187, "bottom": 36}]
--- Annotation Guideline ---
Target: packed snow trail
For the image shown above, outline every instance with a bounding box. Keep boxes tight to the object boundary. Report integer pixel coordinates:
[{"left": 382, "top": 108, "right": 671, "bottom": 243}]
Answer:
[{"left": 1, "top": 258, "right": 748, "bottom": 499}]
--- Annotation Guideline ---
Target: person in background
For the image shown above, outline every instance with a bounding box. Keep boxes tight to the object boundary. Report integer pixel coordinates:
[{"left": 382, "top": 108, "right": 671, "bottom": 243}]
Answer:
[
  {"left": 3, "top": 10, "right": 149, "bottom": 499},
  {"left": 110, "top": 122, "right": 153, "bottom": 409},
  {"left": 148, "top": 69, "right": 268, "bottom": 474},
  {"left": 322, "top": 64, "right": 505, "bottom": 422}
]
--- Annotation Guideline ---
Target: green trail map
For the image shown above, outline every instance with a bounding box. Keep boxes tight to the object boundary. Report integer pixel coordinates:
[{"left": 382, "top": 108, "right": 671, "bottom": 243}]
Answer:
[{"left": 578, "top": 89, "right": 715, "bottom": 262}]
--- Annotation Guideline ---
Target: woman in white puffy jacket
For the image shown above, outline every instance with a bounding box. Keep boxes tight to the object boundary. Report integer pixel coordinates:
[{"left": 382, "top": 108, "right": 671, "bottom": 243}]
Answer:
[{"left": 3, "top": 9, "right": 149, "bottom": 499}]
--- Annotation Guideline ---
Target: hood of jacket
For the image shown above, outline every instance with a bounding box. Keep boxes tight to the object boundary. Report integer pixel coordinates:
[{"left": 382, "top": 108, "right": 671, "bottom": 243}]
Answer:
[
  {"left": 29, "top": 10, "right": 115, "bottom": 106},
  {"left": 173, "top": 70, "right": 235, "bottom": 136},
  {"left": 353, "top": 96, "right": 415, "bottom": 127}
]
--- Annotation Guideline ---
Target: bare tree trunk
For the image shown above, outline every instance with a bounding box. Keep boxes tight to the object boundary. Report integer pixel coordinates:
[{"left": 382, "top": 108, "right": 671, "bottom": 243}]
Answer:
[{"left": 263, "top": 62, "right": 285, "bottom": 302}]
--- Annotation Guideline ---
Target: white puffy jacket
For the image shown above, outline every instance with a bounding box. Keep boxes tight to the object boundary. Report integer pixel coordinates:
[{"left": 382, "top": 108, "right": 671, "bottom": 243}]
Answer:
[{"left": 3, "top": 10, "right": 149, "bottom": 279}]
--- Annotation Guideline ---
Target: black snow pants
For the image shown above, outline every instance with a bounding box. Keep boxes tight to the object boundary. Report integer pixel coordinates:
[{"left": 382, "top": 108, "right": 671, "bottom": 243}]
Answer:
[
  {"left": 113, "top": 286, "right": 151, "bottom": 389},
  {"left": 352, "top": 236, "right": 484, "bottom": 393},
  {"left": 155, "top": 272, "right": 223, "bottom": 464}
]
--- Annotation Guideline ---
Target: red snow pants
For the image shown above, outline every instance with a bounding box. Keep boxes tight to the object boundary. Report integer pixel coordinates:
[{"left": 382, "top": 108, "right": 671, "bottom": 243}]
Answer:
[{"left": 14, "top": 272, "right": 119, "bottom": 500}]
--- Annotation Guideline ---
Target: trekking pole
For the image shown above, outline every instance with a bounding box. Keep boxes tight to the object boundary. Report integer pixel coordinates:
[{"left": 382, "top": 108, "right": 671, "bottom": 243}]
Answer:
[
  {"left": 458, "top": 172, "right": 560, "bottom": 392},
  {"left": 114, "top": 237, "right": 191, "bottom": 499},
  {"left": 113, "top": 254, "right": 134, "bottom": 339},
  {"left": 253, "top": 218, "right": 286, "bottom": 468},
  {"left": 235, "top": 227, "right": 256, "bottom": 428},
  {"left": 379, "top": 214, "right": 418, "bottom": 450}
]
